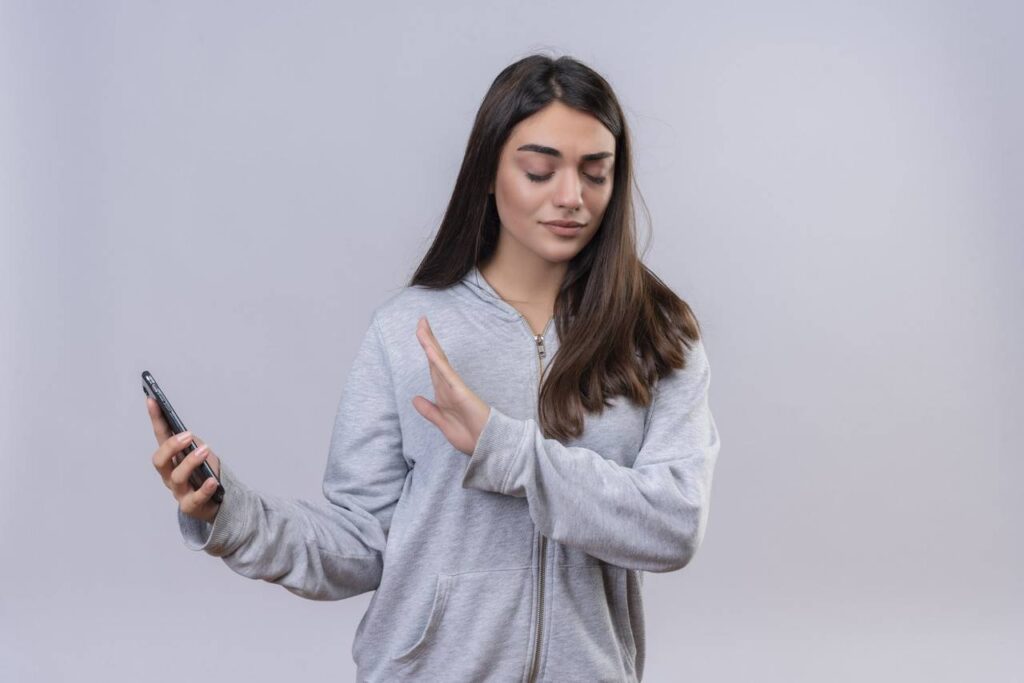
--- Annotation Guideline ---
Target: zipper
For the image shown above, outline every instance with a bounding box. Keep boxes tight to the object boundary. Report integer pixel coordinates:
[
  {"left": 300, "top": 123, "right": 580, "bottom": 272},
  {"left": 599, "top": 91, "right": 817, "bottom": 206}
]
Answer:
[{"left": 523, "top": 314, "right": 552, "bottom": 683}]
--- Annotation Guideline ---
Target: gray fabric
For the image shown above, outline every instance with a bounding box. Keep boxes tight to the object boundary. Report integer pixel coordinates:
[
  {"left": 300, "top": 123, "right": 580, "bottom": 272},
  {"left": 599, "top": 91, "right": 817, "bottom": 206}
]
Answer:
[{"left": 177, "top": 265, "right": 721, "bottom": 682}]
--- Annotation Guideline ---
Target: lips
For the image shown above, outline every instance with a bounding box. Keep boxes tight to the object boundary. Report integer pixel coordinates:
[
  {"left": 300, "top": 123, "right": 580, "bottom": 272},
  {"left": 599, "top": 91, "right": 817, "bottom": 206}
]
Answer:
[{"left": 542, "top": 221, "right": 586, "bottom": 237}]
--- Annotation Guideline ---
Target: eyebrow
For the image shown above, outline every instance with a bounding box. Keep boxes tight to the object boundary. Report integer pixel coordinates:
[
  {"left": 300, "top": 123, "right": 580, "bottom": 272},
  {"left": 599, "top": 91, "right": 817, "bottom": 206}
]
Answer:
[{"left": 516, "top": 143, "right": 614, "bottom": 162}]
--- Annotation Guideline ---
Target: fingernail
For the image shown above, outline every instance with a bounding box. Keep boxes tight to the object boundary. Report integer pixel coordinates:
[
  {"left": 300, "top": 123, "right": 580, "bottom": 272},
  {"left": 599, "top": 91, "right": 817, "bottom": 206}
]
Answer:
[
  {"left": 195, "top": 446, "right": 208, "bottom": 458},
  {"left": 177, "top": 432, "right": 191, "bottom": 442}
]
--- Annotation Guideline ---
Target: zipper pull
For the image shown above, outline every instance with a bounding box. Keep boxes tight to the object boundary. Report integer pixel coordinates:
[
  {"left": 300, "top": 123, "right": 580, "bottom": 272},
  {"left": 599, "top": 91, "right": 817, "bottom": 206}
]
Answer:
[{"left": 535, "top": 334, "right": 546, "bottom": 359}]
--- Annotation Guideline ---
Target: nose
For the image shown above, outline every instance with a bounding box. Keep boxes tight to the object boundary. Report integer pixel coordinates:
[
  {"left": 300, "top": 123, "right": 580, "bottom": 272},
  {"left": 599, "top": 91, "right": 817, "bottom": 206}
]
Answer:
[{"left": 554, "top": 172, "right": 583, "bottom": 212}]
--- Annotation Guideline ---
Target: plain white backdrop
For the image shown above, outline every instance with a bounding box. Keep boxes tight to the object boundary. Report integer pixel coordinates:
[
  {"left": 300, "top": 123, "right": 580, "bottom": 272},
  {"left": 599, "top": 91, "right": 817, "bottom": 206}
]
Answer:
[{"left": 1, "top": 1, "right": 1020, "bottom": 680}]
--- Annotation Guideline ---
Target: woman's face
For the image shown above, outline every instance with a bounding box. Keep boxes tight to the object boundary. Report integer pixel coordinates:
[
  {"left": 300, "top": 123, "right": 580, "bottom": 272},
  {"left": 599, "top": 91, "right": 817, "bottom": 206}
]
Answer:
[{"left": 490, "top": 101, "right": 616, "bottom": 266}]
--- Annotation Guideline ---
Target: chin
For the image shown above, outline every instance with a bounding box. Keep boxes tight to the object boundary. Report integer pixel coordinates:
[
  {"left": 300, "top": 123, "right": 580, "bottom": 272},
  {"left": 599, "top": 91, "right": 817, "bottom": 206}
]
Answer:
[{"left": 532, "top": 245, "right": 583, "bottom": 264}]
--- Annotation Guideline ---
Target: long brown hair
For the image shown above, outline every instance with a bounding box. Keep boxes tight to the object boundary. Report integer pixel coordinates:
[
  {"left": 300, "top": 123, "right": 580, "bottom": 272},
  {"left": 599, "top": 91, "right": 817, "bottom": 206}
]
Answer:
[{"left": 409, "top": 53, "right": 703, "bottom": 441}]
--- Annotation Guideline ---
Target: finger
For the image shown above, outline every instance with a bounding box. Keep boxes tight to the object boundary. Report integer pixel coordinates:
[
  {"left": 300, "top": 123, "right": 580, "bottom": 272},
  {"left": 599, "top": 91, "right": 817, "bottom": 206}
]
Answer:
[
  {"left": 179, "top": 476, "right": 221, "bottom": 517},
  {"left": 416, "top": 317, "right": 443, "bottom": 359},
  {"left": 412, "top": 395, "right": 443, "bottom": 427},
  {"left": 417, "top": 318, "right": 465, "bottom": 396},
  {"left": 423, "top": 321, "right": 464, "bottom": 389},
  {"left": 424, "top": 345, "right": 451, "bottom": 391},
  {"left": 425, "top": 341, "right": 461, "bottom": 391},
  {"left": 169, "top": 443, "right": 210, "bottom": 491},
  {"left": 180, "top": 434, "right": 221, "bottom": 477},
  {"left": 421, "top": 317, "right": 450, "bottom": 363},
  {"left": 146, "top": 397, "right": 173, "bottom": 444},
  {"left": 152, "top": 430, "right": 194, "bottom": 478},
  {"left": 416, "top": 321, "right": 443, "bottom": 379}
]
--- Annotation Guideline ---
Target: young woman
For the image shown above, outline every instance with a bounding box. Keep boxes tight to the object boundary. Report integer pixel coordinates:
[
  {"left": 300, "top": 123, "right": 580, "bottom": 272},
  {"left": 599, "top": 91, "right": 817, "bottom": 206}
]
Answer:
[{"left": 147, "top": 53, "right": 721, "bottom": 682}]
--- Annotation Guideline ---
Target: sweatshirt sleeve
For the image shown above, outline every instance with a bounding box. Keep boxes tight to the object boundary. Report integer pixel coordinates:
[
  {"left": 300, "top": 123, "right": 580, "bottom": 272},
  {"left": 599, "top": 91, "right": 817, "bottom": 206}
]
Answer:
[
  {"left": 176, "top": 315, "right": 410, "bottom": 600},
  {"left": 460, "top": 338, "right": 720, "bottom": 573}
]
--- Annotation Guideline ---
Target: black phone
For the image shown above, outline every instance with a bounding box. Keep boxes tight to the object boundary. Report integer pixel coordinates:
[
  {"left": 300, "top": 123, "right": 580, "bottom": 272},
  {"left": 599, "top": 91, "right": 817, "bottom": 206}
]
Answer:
[{"left": 141, "top": 370, "right": 225, "bottom": 505}]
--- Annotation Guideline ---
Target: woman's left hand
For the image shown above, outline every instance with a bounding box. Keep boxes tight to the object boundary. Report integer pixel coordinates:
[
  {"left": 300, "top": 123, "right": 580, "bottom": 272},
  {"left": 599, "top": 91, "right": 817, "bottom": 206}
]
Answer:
[{"left": 412, "top": 316, "right": 491, "bottom": 456}]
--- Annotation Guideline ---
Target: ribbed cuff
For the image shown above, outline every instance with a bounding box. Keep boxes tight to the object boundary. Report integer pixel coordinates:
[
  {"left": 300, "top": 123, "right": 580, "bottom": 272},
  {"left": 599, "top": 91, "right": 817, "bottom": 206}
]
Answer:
[
  {"left": 177, "top": 461, "right": 255, "bottom": 557},
  {"left": 461, "top": 406, "right": 529, "bottom": 496}
]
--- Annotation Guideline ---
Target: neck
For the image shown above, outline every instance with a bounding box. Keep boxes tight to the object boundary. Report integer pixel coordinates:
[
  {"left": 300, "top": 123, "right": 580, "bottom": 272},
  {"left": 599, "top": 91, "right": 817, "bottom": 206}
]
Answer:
[{"left": 478, "top": 241, "right": 566, "bottom": 316}]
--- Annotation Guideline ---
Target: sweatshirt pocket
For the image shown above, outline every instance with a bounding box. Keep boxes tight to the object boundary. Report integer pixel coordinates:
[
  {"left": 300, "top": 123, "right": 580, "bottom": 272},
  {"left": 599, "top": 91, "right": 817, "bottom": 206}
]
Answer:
[
  {"left": 391, "top": 573, "right": 452, "bottom": 665},
  {"left": 391, "top": 567, "right": 534, "bottom": 679}
]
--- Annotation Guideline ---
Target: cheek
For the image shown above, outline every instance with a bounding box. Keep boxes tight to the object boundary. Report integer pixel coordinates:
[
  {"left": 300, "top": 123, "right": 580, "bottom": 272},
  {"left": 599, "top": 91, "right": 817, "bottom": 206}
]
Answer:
[
  {"left": 586, "top": 188, "right": 612, "bottom": 220},
  {"left": 497, "top": 175, "right": 546, "bottom": 217},
  {"left": 589, "top": 180, "right": 613, "bottom": 204}
]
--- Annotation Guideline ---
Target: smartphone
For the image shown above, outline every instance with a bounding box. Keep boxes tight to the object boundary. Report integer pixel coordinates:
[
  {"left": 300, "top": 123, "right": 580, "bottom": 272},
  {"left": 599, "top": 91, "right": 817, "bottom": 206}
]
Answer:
[{"left": 141, "top": 370, "right": 225, "bottom": 504}]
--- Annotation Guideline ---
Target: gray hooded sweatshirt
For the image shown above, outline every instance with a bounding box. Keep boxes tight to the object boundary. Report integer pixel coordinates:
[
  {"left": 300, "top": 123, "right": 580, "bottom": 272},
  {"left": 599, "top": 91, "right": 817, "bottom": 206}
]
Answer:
[{"left": 178, "top": 265, "right": 721, "bottom": 682}]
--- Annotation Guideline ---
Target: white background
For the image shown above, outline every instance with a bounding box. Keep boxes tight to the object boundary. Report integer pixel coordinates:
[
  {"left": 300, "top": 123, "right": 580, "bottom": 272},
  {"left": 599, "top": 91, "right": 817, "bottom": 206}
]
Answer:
[{"left": 1, "top": 1, "right": 1020, "bottom": 680}]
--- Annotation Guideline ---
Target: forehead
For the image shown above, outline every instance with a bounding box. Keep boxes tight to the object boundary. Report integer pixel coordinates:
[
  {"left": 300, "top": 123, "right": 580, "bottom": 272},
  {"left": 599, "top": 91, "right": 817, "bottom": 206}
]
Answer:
[{"left": 506, "top": 101, "right": 615, "bottom": 159}]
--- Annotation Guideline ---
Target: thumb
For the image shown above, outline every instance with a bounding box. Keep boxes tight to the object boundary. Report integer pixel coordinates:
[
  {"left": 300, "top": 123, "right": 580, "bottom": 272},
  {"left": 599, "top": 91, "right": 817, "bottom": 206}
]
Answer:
[{"left": 412, "top": 395, "right": 443, "bottom": 428}]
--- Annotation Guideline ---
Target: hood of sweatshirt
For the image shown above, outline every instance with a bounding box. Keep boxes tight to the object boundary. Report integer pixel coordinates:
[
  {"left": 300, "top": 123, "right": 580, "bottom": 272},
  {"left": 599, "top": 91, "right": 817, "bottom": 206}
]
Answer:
[{"left": 452, "top": 264, "right": 527, "bottom": 322}]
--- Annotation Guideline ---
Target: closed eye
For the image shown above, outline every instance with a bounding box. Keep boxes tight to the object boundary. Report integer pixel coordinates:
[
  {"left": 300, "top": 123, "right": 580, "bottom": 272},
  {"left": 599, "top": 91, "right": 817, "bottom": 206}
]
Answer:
[{"left": 526, "top": 172, "right": 607, "bottom": 185}]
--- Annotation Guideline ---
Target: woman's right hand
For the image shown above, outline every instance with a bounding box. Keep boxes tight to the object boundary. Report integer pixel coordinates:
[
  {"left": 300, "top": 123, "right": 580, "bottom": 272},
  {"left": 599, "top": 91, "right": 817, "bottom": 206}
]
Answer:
[{"left": 147, "top": 397, "right": 223, "bottom": 524}]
